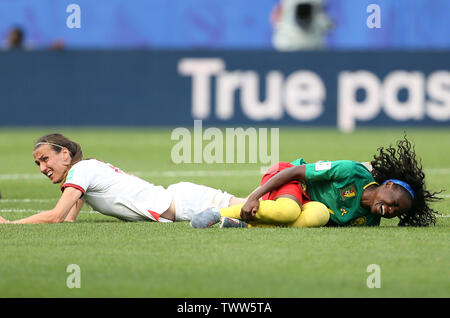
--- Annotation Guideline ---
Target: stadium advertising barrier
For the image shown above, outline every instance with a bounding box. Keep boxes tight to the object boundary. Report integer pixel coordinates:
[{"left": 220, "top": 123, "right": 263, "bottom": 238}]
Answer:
[{"left": 0, "top": 51, "right": 449, "bottom": 131}]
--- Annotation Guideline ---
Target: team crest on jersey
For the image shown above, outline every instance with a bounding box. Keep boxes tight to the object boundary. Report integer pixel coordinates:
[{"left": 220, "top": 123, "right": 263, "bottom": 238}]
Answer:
[
  {"left": 350, "top": 216, "right": 367, "bottom": 226},
  {"left": 340, "top": 184, "right": 356, "bottom": 200}
]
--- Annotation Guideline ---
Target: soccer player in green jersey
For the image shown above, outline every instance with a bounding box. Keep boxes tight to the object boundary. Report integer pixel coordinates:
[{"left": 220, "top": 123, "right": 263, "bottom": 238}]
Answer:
[{"left": 191, "top": 136, "right": 442, "bottom": 228}]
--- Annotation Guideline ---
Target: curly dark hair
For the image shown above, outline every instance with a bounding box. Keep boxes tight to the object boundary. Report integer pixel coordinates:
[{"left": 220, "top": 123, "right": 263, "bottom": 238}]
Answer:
[{"left": 370, "top": 134, "right": 443, "bottom": 226}]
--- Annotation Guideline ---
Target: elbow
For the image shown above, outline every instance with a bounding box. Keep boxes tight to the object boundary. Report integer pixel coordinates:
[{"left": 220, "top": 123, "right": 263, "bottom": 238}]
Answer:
[
  {"left": 55, "top": 215, "right": 66, "bottom": 223},
  {"left": 64, "top": 216, "right": 76, "bottom": 223},
  {"left": 55, "top": 218, "right": 65, "bottom": 224},
  {"left": 291, "top": 165, "right": 305, "bottom": 180},
  {"left": 50, "top": 211, "right": 66, "bottom": 223}
]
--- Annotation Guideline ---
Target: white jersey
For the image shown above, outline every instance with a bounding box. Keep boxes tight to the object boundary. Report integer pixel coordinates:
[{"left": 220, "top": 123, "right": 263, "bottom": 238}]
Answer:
[
  {"left": 61, "top": 159, "right": 173, "bottom": 222},
  {"left": 61, "top": 159, "right": 234, "bottom": 222}
]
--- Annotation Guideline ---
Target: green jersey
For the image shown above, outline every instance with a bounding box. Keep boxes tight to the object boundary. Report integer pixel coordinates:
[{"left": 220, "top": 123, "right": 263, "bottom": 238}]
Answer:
[{"left": 290, "top": 158, "right": 380, "bottom": 226}]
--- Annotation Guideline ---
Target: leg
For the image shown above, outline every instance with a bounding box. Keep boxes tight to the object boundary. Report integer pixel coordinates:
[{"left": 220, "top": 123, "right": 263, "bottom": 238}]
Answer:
[
  {"left": 228, "top": 197, "right": 246, "bottom": 206},
  {"left": 167, "top": 182, "right": 234, "bottom": 221},
  {"left": 192, "top": 197, "right": 301, "bottom": 228},
  {"left": 288, "top": 201, "right": 330, "bottom": 228},
  {"left": 221, "top": 201, "right": 330, "bottom": 229},
  {"left": 220, "top": 197, "right": 301, "bottom": 224},
  {"left": 220, "top": 217, "right": 281, "bottom": 229}
]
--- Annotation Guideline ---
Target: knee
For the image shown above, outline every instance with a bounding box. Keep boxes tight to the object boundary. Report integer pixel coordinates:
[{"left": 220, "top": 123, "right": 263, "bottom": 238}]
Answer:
[
  {"left": 273, "top": 197, "right": 302, "bottom": 223},
  {"left": 291, "top": 201, "right": 330, "bottom": 228}
]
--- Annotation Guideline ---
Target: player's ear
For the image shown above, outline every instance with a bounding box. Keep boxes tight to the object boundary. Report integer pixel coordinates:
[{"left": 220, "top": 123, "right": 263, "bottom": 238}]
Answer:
[
  {"left": 383, "top": 181, "right": 394, "bottom": 188},
  {"left": 61, "top": 147, "right": 72, "bottom": 162}
]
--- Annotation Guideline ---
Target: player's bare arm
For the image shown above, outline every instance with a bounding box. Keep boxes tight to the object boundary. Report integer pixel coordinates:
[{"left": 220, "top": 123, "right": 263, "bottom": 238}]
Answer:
[
  {"left": 7, "top": 187, "right": 83, "bottom": 224},
  {"left": 64, "top": 199, "right": 84, "bottom": 222}
]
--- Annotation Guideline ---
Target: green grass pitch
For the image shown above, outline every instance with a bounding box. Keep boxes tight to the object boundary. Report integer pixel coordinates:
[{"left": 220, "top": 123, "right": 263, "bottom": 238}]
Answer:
[{"left": 0, "top": 127, "right": 448, "bottom": 298}]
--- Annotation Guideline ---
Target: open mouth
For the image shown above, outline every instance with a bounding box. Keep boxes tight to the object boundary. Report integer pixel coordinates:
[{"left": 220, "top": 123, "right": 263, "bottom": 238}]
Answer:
[
  {"left": 46, "top": 171, "right": 53, "bottom": 179},
  {"left": 377, "top": 203, "right": 385, "bottom": 216}
]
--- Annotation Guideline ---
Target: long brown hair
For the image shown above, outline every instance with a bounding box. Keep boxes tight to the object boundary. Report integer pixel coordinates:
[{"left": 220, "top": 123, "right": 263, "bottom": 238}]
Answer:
[{"left": 34, "top": 133, "right": 83, "bottom": 183}]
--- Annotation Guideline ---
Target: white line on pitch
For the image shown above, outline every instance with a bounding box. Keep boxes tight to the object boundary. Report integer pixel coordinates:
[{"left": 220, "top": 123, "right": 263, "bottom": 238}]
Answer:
[
  {"left": 0, "top": 209, "right": 40, "bottom": 213},
  {"left": 0, "top": 208, "right": 95, "bottom": 214},
  {"left": 0, "top": 170, "right": 262, "bottom": 180},
  {"left": 0, "top": 199, "right": 57, "bottom": 203}
]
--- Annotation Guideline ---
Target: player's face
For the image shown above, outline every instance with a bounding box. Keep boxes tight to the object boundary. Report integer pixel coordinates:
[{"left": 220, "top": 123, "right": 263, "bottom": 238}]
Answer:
[
  {"left": 371, "top": 182, "right": 412, "bottom": 219},
  {"left": 33, "top": 145, "right": 72, "bottom": 184}
]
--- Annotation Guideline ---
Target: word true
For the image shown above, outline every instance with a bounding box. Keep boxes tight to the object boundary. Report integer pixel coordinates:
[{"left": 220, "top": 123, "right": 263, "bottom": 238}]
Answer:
[
  {"left": 171, "top": 120, "right": 279, "bottom": 166},
  {"left": 66, "top": 264, "right": 81, "bottom": 288},
  {"left": 366, "top": 264, "right": 381, "bottom": 288},
  {"left": 178, "top": 58, "right": 325, "bottom": 122}
]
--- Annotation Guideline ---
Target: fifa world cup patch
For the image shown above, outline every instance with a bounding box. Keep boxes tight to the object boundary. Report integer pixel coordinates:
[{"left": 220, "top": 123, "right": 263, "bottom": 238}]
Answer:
[
  {"left": 66, "top": 169, "right": 75, "bottom": 181},
  {"left": 315, "top": 161, "right": 331, "bottom": 171},
  {"left": 339, "top": 184, "right": 356, "bottom": 200}
]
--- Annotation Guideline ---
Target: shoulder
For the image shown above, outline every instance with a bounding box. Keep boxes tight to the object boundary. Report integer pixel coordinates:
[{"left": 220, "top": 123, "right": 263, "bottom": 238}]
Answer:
[
  {"left": 70, "top": 159, "right": 98, "bottom": 170},
  {"left": 63, "top": 160, "right": 101, "bottom": 193},
  {"left": 333, "top": 160, "right": 372, "bottom": 174},
  {"left": 307, "top": 160, "right": 359, "bottom": 173},
  {"left": 68, "top": 159, "right": 102, "bottom": 176},
  {"left": 305, "top": 160, "right": 373, "bottom": 181},
  {"left": 290, "top": 158, "right": 307, "bottom": 166}
]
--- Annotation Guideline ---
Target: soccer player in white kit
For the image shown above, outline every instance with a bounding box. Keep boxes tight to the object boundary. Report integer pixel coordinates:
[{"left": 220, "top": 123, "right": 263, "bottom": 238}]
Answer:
[{"left": 0, "top": 133, "right": 245, "bottom": 224}]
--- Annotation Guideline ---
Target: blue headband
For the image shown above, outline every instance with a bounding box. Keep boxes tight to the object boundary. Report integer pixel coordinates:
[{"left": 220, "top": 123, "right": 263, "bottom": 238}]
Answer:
[{"left": 383, "top": 179, "right": 415, "bottom": 199}]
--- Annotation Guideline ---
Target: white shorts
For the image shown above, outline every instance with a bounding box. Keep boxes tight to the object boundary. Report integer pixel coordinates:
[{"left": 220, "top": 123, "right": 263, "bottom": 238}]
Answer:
[{"left": 166, "top": 182, "right": 234, "bottom": 221}]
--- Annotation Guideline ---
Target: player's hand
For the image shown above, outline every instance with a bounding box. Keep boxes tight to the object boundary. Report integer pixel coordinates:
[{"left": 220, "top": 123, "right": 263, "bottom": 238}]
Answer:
[
  {"left": 240, "top": 198, "right": 259, "bottom": 221},
  {"left": 0, "top": 216, "right": 10, "bottom": 224}
]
